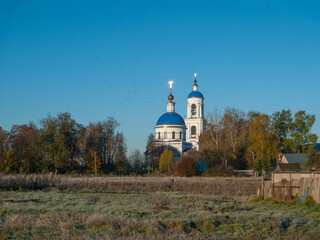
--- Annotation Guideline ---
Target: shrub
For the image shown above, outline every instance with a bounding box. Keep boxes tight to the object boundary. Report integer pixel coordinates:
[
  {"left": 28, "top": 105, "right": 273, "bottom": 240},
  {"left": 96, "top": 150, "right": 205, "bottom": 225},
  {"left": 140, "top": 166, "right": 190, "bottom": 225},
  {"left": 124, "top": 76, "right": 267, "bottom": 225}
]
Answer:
[
  {"left": 175, "top": 156, "right": 197, "bottom": 177},
  {"left": 305, "top": 195, "right": 316, "bottom": 206}
]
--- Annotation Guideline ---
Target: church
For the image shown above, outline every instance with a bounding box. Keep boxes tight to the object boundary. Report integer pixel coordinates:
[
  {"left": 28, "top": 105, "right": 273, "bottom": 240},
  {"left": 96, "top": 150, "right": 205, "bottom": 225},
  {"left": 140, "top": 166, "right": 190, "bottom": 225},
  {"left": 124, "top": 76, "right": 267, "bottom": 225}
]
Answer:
[{"left": 154, "top": 74, "right": 205, "bottom": 161}]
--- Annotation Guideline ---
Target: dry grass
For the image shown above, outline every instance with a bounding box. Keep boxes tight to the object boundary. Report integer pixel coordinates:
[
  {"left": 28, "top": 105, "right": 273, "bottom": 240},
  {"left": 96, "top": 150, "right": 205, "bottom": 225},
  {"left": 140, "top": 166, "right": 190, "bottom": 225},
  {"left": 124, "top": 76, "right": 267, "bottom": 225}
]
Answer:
[
  {"left": 0, "top": 174, "right": 260, "bottom": 196},
  {"left": 0, "top": 189, "right": 320, "bottom": 239},
  {"left": 1, "top": 175, "right": 318, "bottom": 239}
]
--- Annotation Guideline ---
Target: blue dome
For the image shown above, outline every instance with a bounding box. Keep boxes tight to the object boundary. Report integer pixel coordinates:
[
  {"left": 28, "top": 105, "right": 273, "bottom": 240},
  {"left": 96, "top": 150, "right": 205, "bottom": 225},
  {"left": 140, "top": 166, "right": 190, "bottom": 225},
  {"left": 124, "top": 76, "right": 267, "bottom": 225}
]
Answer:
[
  {"left": 156, "top": 112, "right": 185, "bottom": 125},
  {"left": 188, "top": 91, "right": 204, "bottom": 98}
]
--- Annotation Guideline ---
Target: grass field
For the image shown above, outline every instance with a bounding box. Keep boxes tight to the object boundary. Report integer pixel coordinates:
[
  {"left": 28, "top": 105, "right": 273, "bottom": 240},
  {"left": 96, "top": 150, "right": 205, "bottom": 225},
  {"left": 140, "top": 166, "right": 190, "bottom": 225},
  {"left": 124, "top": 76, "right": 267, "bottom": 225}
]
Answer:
[{"left": 0, "top": 176, "right": 320, "bottom": 239}]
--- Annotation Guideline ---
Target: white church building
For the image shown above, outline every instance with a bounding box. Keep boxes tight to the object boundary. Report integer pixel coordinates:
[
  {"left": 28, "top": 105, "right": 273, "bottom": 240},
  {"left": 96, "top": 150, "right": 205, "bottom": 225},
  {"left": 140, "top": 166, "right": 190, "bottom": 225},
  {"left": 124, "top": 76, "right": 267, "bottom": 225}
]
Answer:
[{"left": 154, "top": 74, "right": 205, "bottom": 161}]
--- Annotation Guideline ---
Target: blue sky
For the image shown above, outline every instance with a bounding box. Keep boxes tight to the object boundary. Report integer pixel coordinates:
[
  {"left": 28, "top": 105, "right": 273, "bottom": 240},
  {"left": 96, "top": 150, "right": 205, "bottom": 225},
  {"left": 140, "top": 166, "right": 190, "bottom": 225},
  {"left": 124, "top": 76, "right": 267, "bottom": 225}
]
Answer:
[{"left": 1, "top": 0, "right": 320, "bottom": 154}]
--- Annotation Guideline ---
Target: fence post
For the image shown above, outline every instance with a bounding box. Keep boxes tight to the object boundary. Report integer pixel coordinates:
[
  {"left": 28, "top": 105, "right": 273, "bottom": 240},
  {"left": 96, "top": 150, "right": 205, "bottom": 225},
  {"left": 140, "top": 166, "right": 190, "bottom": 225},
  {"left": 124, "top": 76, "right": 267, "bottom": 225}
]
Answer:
[{"left": 261, "top": 175, "right": 264, "bottom": 199}]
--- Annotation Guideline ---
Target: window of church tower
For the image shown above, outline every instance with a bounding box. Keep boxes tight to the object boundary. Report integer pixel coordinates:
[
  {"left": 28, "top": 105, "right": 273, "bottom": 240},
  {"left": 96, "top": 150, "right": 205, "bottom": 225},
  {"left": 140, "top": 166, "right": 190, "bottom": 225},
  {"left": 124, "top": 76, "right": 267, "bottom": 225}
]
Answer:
[
  {"left": 172, "top": 131, "right": 175, "bottom": 139},
  {"left": 191, "top": 104, "right": 197, "bottom": 116},
  {"left": 191, "top": 126, "right": 196, "bottom": 138},
  {"left": 179, "top": 132, "right": 182, "bottom": 139},
  {"left": 158, "top": 132, "right": 160, "bottom": 140},
  {"left": 164, "top": 132, "right": 167, "bottom": 139}
]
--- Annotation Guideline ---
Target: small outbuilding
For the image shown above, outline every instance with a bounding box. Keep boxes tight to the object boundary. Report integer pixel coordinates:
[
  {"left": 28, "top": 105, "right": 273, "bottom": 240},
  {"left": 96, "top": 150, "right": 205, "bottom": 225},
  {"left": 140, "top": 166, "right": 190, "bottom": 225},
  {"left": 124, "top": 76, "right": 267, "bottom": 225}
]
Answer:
[
  {"left": 195, "top": 162, "right": 208, "bottom": 172},
  {"left": 275, "top": 163, "right": 303, "bottom": 172},
  {"left": 279, "top": 154, "right": 307, "bottom": 164}
]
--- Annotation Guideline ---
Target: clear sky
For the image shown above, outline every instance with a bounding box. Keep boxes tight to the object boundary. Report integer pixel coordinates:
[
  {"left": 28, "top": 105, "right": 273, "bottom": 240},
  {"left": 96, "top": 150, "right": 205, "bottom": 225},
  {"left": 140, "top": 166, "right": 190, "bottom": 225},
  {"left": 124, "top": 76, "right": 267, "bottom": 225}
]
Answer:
[{"left": 1, "top": 0, "right": 320, "bottom": 154}]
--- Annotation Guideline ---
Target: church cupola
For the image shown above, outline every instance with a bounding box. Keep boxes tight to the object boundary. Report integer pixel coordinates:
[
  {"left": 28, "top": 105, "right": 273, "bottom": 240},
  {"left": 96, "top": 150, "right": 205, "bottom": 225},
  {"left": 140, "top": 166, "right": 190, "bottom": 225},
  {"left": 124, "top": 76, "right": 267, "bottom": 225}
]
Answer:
[
  {"left": 154, "top": 80, "right": 191, "bottom": 161},
  {"left": 167, "top": 81, "right": 175, "bottom": 113},
  {"left": 193, "top": 73, "right": 198, "bottom": 91}
]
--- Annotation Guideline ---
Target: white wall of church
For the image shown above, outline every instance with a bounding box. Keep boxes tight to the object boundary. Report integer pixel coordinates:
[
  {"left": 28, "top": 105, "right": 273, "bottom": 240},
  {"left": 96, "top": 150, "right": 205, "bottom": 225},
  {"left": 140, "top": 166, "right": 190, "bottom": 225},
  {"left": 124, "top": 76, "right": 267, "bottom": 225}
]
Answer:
[{"left": 155, "top": 125, "right": 186, "bottom": 141}]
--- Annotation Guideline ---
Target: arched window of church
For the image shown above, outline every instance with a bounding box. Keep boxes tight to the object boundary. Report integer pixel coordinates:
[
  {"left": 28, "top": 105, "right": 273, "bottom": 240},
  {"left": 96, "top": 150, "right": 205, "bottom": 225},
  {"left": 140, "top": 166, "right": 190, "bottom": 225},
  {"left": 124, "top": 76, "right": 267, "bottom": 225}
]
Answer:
[
  {"left": 179, "top": 132, "right": 182, "bottom": 139},
  {"left": 172, "top": 131, "right": 175, "bottom": 139},
  {"left": 158, "top": 132, "right": 160, "bottom": 140},
  {"left": 191, "top": 104, "right": 197, "bottom": 116},
  {"left": 191, "top": 126, "right": 196, "bottom": 138},
  {"left": 164, "top": 132, "right": 167, "bottom": 139}
]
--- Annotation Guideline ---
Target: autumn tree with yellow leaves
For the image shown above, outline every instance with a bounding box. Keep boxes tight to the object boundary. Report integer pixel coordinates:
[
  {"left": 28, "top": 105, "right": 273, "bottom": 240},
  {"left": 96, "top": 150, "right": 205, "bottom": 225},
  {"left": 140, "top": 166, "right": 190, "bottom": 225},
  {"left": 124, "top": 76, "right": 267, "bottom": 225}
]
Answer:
[{"left": 159, "top": 148, "right": 175, "bottom": 173}]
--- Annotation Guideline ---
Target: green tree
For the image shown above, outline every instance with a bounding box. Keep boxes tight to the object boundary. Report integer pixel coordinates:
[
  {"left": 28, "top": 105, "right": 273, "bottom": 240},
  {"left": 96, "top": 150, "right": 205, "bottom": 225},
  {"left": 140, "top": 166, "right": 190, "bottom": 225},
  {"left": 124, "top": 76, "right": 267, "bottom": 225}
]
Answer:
[
  {"left": 159, "top": 149, "right": 175, "bottom": 173},
  {"left": 40, "top": 113, "right": 83, "bottom": 172},
  {"left": 198, "top": 149, "right": 222, "bottom": 169},
  {"left": 271, "top": 109, "right": 293, "bottom": 147},
  {"left": 287, "top": 111, "right": 318, "bottom": 153},
  {"left": 306, "top": 150, "right": 320, "bottom": 169}
]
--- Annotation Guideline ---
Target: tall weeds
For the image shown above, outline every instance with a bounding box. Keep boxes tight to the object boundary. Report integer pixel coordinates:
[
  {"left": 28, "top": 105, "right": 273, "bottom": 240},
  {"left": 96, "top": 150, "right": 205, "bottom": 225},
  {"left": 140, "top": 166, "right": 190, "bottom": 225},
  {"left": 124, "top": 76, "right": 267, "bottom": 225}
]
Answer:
[{"left": 0, "top": 174, "right": 260, "bottom": 196}]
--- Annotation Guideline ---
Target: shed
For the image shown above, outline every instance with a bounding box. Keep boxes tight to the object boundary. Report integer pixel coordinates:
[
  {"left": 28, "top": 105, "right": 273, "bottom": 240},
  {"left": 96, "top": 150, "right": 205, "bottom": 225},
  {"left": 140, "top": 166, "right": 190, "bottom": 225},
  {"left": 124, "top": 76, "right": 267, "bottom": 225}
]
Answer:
[
  {"left": 280, "top": 154, "right": 307, "bottom": 164},
  {"left": 195, "top": 162, "right": 208, "bottom": 172},
  {"left": 275, "top": 163, "right": 302, "bottom": 172}
]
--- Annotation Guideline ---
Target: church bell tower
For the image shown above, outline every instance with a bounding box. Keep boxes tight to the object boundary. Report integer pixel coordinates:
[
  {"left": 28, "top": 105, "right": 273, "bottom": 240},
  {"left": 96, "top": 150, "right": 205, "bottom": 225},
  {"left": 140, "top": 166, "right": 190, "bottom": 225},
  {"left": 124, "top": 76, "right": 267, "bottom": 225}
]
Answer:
[{"left": 185, "top": 73, "right": 205, "bottom": 150}]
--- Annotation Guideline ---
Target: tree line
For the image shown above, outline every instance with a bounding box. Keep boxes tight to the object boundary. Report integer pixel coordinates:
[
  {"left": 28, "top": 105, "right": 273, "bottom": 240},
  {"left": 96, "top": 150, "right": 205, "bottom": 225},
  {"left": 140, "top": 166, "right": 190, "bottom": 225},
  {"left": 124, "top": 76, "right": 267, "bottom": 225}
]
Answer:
[
  {"left": 144, "top": 108, "right": 318, "bottom": 175},
  {"left": 0, "top": 109, "right": 318, "bottom": 175},
  {"left": 0, "top": 113, "right": 127, "bottom": 174},
  {"left": 197, "top": 108, "right": 318, "bottom": 173}
]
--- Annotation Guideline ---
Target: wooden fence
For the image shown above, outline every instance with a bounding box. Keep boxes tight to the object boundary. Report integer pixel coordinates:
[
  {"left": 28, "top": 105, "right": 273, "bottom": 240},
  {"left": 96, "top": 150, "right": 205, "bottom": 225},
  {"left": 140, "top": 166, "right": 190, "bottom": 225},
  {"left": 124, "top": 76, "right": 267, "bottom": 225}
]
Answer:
[{"left": 261, "top": 172, "right": 320, "bottom": 203}]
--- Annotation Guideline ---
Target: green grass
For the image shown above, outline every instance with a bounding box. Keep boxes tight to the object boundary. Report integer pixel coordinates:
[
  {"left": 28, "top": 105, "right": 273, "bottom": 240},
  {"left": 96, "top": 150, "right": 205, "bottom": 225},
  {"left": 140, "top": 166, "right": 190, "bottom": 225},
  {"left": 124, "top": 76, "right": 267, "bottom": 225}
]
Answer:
[{"left": 1, "top": 188, "right": 320, "bottom": 239}]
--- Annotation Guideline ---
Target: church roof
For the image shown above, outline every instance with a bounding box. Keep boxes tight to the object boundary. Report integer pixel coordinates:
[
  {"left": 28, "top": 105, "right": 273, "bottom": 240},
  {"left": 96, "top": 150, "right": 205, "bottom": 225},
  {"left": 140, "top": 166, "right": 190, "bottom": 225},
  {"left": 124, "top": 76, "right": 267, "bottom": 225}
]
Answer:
[
  {"left": 188, "top": 91, "right": 204, "bottom": 99},
  {"left": 156, "top": 112, "right": 185, "bottom": 125}
]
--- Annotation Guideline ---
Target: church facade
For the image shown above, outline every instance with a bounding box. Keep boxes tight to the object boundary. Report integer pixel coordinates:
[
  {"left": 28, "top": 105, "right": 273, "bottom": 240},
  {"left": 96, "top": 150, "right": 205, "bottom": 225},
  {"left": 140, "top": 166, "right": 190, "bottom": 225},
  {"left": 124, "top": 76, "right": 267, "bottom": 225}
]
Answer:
[{"left": 154, "top": 74, "right": 205, "bottom": 161}]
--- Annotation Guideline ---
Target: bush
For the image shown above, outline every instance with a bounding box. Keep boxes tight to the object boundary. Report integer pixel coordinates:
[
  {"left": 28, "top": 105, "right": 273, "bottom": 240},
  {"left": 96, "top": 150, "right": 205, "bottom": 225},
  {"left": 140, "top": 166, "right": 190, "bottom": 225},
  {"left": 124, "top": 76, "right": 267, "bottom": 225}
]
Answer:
[
  {"left": 174, "top": 156, "right": 197, "bottom": 177},
  {"left": 305, "top": 195, "right": 316, "bottom": 206}
]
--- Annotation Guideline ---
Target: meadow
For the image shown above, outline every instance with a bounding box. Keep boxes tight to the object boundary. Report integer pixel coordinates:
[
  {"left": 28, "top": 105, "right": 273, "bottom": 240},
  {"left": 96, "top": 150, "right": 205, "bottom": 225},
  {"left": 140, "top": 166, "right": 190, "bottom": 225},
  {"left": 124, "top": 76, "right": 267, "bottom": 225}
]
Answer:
[{"left": 0, "top": 175, "right": 320, "bottom": 239}]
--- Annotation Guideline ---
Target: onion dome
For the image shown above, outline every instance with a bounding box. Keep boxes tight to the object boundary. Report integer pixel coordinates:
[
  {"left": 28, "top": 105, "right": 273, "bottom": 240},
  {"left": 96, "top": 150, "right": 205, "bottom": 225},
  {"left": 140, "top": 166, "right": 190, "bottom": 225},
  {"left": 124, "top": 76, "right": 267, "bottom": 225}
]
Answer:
[
  {"left": 188, "top": 73, "right": 204, "bottom": 99},
  {"left": 168, "top": 93, "right": 174, "bottom": 102},
  {"left": 188, "top": 91, "right": 204, "bottom": 98},
  {"left": 156, "top": 112, "right": 185, "bottom": 125}
]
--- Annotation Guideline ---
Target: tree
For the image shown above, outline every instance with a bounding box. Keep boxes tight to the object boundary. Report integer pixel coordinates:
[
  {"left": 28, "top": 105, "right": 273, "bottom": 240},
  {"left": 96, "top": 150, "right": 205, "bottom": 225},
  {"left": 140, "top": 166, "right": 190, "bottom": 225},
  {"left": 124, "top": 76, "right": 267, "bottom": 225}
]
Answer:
[
  {"left": 287, "top": 111, "right": 318, "bottom": 153},
  {"left": 8, "top": 123, "right": 43, "bottom": 173},
  {"left": 1, "top": 149, "right": 18, "bottom": 173},
  {"left": 129, "top": 149, "right": 144, "bottom": 173},
  {"left": 271, "top": 109, "right": 293, "bottom": 147},
  {"left": 175, "top": 156, "right": 197, "bottom": 177},
  {"left": 87, "top": 149, "right": 101, "bottom": 174},
  {"left": 144, "top": 133, "right": 156, "bottom": 172},
  {"left": 0, "top": 127, "right": 8, "bottom": 168},
  {"left": 114, "top": 133, "right": 128, "bottom": 174},
  {"left": 220, "top": 108, "right": 248, "bottom": 169},
  {"left": 247, "top": 113, "right": 279, "bottom": 172},
  {"left": 78, "top": 118, "right": 127, "bottom": 173},
  {"left": 221, "top": 108, "right": 247, "bottom": 155},
  {"left": 159, "top": 149, "right": 175, "bottom": 173},
  {"left": 198, "top": 149, "right": 222, "bottom": 169},
  {"left": 306, "top": 150, "right": 320, "bottom": 169},
  {"left": 200, "top": 108, "right": 248, "bottom": 170},
  {"left": 40, "top": 113, "right": 83, "bottom": 172},
  {"left": 200, "top": 108, "right": 222, "bottom": 150},
  {"left": 101, "top": 118, "right": 121, "bottom": 170}
]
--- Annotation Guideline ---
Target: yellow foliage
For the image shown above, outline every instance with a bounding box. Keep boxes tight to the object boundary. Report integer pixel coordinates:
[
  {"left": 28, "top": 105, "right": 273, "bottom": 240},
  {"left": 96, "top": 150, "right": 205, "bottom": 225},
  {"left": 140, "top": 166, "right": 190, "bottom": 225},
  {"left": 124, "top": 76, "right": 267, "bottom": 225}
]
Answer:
[
  {"left": 159, "top": 149, "right": 175, "bottom": 173},
  {"left": 87, "top": 150, "right": 101, "bottom": 174}
]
